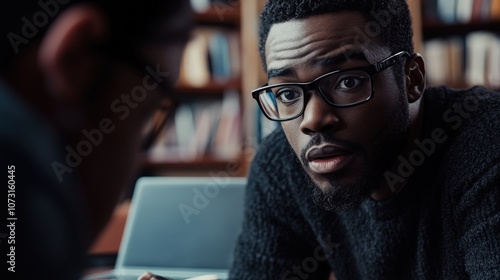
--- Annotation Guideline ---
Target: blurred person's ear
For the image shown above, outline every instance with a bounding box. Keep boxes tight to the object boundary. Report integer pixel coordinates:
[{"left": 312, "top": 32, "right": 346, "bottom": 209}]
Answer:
[{"left": 38, "top": 4, "right": 108, "bottom": 103}]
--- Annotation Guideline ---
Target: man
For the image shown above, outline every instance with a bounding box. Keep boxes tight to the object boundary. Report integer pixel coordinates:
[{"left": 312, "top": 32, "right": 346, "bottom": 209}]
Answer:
[
  {"left": 0, "top": 1, "right": 191, "bottom": 279},
  {"left": 229, "top": 0, "right": 500, "bottom": 279}
]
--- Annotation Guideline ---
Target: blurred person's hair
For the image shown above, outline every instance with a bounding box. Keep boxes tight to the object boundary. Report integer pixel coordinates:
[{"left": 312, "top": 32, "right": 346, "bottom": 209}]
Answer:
[{"left": 0, "top": 0, "right": 188, "bottom": 73}]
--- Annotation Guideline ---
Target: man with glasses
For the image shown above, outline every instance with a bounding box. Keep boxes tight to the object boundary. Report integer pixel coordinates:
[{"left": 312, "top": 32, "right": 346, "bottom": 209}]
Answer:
[
  {"left": 230, "top": 0, "right": 500, "bottom": 279},
  {"left": 0, "top": 1, "right": 191, "bottom": 279}
]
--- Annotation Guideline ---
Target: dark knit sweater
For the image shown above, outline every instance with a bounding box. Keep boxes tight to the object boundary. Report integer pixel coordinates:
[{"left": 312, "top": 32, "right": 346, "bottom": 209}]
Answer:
[{"left": 229, "top": 87, "right": 500, "bottom": 280}]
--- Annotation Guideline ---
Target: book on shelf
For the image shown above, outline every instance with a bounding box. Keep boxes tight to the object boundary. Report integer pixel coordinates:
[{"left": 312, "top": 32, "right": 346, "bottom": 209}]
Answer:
[
  {"left": 209, "top": 31, "right": 232, "bottom": 82},
  {"left": 424, "top": 37, "right": 464, "bottom": 86},
  {"left": 190, "top": 0, "right": 211, "bottom": 13},
  {"left": 424, "top": 0, "right": 500, "bottom": 24},
  {"left": 424, "top": 38, "right": 450, "bottom": 85},
  {"left": 213, "top": 90, "right": 242, "bottom": 159},
  {"left": 471, "top": 0, "right": 493, "bottom": 21},
  {"left": 466, "top": 32, "right": 489, "bottom": 86},
  {"left": 178, "top": 27, "right": 241, "bottom": 88},
  {"left": 456, "top": 0, "right": 474, "bottom": 23},
  {"left": 179, "top": 31, "right": 211, "bottom": 87},
  {"left": 488, "top": 36, "right": 500, "bottom": 87},
  {"left": 423, "top": 31, "right": 500, "bottom": 89},
  {"left": 422, "top": 0, "right": 441, "bottom": 22},
  {"left": 145, "top": 90, "right": 242, "bottom": 162},
  {"left": 436, "top": 0, "right": 457, "bottom": 23},
  {"left": 492, "top": 0, "right": 500, "bottom": 20}
]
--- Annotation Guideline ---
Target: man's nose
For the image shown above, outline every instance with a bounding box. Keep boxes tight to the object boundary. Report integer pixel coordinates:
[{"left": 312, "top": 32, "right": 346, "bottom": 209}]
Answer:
[{"left": 299, "top": 91, "right": 340, "bottom": 135}]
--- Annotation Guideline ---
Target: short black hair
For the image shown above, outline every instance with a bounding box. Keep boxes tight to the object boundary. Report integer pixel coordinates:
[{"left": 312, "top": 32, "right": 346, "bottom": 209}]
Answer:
[
  {"left": 259, "top": 0, "right": 414, "bottom": 71},
  {"left": 0, "top": 0, "right": 189, "bottom": 72}
]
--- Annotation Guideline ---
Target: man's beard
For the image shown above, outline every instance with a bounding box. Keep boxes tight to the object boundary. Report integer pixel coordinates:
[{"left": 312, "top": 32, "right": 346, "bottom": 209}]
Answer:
[{"left": 302, "top": 96, "right": 410, "bottom": 212}]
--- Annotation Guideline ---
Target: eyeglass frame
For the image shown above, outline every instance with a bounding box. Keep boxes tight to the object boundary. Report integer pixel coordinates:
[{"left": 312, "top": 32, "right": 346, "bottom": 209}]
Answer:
[
  {"left": 91, "top": 32, "right": 191, "bottom": 99},
  {"left": 252, "top": 51, "right": 411, "bottom": 122}
]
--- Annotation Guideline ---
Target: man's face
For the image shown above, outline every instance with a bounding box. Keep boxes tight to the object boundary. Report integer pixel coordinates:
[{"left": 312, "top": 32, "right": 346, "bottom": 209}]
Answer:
[{"left": 265, "top": 12, "right": 410, "bottom": 211}]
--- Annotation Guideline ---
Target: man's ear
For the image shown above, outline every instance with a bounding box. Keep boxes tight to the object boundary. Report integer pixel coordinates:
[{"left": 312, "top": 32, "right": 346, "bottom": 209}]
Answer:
[
  {"left": 404, "top": 53, "right": 426, "bottom": 103},
  {"left": 38, "top": 4, "right": 108, "bottom": 102}
]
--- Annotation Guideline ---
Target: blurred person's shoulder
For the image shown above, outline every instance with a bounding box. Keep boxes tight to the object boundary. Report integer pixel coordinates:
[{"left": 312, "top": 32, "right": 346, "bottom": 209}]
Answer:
[{"left": 1, "top": 79, "right": 86, "bottom": 280}]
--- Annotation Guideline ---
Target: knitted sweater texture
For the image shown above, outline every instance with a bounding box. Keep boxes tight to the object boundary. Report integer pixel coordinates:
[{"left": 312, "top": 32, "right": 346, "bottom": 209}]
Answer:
[{"left": 229, "top": 87, "right": 500, "bottom": 280}]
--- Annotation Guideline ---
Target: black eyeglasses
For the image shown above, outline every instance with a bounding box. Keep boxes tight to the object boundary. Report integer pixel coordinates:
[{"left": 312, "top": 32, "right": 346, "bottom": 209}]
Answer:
[{"left": 252, "top": 51, "right": 410, "bottom": 122}]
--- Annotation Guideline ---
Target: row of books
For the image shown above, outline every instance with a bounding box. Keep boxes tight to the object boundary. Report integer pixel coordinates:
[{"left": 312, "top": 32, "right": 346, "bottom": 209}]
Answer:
[
  {"left": 178, "top": 27, "right": 240, "bottom": 88},
  {"left": 423, "top": 0, "right": 500, "bottom": 24},
  {"left": 145, "top": 90, "right": 242, "bottom": 161},
  {"left": 424, "top": 31, "right": 500, "bottom": 89}
]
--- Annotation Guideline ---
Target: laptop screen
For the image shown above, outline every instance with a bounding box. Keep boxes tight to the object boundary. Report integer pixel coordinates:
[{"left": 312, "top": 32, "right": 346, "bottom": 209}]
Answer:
[{"left": 116, "top": 177, "right": 246, "bottom": 271}]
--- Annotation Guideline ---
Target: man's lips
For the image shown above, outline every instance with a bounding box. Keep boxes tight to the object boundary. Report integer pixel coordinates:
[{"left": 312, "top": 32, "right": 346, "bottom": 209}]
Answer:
[{"left": 305, "top": 144, "right": 354, "bottom": 174}]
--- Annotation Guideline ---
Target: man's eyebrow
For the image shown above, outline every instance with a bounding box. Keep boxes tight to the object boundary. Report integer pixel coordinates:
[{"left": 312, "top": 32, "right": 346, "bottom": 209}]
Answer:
[
  {"left": 317, "top": 51, "right": 368, "bottom": 68},
  {"left": 266, "top": 52, "right": 368, "bottom": 80},
  {"left": 267, "top": 67, "right": 295, "bottom": 80}
]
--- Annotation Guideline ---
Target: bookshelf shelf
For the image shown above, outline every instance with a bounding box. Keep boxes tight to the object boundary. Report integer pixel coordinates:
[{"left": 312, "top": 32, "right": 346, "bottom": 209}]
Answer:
[
  {"left": 422, "top": 20, "right": 500, "bottom": 38},
  {"left": 176, "top": 79, "right": 241, "bottom": 97},
  {"left": 142, "top": 155, "right": 248, "bottom": 177},
  {"left": 144, "top": 157, "right": 236, "bottom": 169}
]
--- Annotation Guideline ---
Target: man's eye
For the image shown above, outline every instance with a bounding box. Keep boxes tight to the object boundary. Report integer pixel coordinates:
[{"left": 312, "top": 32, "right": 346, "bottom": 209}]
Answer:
[
  {"left": 336, "top": 76, "right": 364, "bottom": 90},
  {"left": 276, "top": 89, "right": 301, "bottom": 103}
]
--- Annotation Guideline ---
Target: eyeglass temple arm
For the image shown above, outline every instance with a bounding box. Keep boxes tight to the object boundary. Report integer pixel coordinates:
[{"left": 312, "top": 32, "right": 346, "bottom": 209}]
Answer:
[{"left": 374, "top": 51, "right": 410, "bottom": 72}]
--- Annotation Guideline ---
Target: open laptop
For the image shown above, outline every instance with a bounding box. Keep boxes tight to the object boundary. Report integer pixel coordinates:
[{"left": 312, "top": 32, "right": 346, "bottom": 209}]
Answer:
[{"left": 84, "top": 176, "right": 247, "bottom": 280}]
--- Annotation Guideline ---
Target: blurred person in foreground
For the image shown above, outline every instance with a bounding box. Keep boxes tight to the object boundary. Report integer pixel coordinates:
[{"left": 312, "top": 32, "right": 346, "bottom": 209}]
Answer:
[
  {"left": 229, "top": 0, "right": 500, "bottom": 279},
  {"left": 0, "top": 1, "right": 192, "bottom": 279}
]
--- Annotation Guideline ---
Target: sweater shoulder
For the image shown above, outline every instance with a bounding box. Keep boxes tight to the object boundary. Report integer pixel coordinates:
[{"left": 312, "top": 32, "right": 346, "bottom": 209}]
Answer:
[
  {"left": 424, "top": 86, "right": 500, "bottom": 156},
  {"left": 424, "top": 86, "right": 500, "bottom": 192}
]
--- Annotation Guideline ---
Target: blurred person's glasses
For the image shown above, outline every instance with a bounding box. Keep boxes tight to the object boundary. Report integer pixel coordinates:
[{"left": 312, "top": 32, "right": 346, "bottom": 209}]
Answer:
[
  {"left": 92, "top": 32, "right": 190, "bottom": 99},
  {"left": 252, "top": 51, "right": 410, "bottom": 122}
]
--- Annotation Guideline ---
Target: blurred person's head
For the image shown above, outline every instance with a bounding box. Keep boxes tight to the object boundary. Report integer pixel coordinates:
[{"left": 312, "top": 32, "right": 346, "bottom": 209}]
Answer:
[{"left": 1, "top": 0, "right": 192, "bottom": 241}]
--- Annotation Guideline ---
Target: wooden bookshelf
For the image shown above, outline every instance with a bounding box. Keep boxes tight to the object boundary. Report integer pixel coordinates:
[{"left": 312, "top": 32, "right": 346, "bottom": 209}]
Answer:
[
  {"left": 176, "top": 78, "right": 241, "bottom": 97},
  {"left": 143, "top": 155, "right": 248, "bottom": 176},
  {"left": 413, "top": 0, "right": 500, "bottom": 90},
  {"left": 422, "top": 20, "right": 500, "bottom": 39},
  {"left": 141, "top": 0, "right": 253, "bottom": 177}
]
